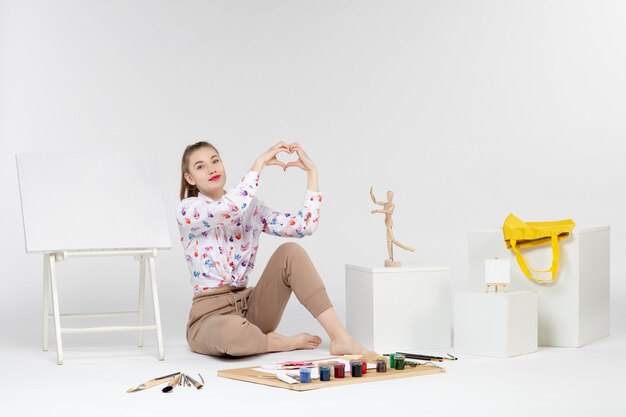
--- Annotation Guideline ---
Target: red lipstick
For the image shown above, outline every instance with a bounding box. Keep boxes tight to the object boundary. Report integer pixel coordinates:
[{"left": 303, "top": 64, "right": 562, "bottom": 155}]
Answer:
[{"left": 209, "top": 175, "right": 221, "bottom": 181}]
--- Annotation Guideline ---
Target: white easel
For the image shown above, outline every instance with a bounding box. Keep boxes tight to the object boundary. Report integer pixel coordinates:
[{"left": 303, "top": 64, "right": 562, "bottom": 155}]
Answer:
[{"left": 17, "top": 152, "right": 172, "bottom": 364}]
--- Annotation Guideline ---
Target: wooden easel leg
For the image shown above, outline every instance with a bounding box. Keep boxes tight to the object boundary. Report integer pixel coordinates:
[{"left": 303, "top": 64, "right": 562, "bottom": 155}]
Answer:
[
  {"left": 137, "top": 257, "right": 146, "bottom": 347},
  {"left": 48, "top": 254, "right": 63, "bottom": 365},
  {"left": 43, "top": 254, "right": 50, "bottom": 352},
  {"left": 148, "top": 256, "right": 164, "bottom": 361}
]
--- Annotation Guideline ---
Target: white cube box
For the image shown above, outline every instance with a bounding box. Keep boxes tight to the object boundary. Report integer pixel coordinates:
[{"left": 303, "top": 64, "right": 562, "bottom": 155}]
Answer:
[
  {"left": 454, "top": 291, "right": 538, "bottom": 358},
  {"left": 468, "top": 226, "right": 610, "bottom": 347},
  {"left": 345, "top": 264, "right": 451, "bottom": 352}
]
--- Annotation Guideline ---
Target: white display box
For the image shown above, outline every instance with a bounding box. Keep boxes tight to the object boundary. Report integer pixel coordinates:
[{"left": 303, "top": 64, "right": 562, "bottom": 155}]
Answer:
[
  {"left": 454, "top": 291, "right": 538, "bottom": 358},
  {"left": 345, "top": 264, "right": 451, "bottom": 352},
  {"left": 468, "top": 226, "right": 610, "bottom": 347}
]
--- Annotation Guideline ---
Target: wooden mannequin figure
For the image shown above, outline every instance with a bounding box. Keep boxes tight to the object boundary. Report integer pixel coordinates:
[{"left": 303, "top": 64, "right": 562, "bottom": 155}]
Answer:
[{"left": 370, "top": 186, "right": 415, "bottom": 267}]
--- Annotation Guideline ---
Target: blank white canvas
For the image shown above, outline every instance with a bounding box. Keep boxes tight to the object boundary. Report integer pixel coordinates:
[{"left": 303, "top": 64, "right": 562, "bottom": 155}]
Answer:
[
  {"left": 485, "top": 259, "right": 511, "bottom": 284},
  {"left": 16, "top": 151, "right": 172, "bottom": 253}
]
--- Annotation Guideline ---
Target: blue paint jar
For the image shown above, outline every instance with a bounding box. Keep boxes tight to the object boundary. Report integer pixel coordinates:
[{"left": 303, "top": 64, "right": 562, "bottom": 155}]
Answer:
[
  {"left": 319, "top": 365, "right": 331, "bottom": 381},
  {"left": 299, "top": 367, "right": 311, "bottom": 383}
]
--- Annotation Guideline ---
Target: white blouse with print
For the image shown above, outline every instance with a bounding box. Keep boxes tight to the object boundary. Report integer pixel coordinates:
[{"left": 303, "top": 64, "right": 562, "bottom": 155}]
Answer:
[{"left": 176, "top": 170, "right": 323, "bottom": 293}]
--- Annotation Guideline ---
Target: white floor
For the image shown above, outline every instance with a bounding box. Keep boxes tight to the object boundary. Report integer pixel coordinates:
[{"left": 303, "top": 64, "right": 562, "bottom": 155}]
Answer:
[{"left": 1, "top": 334, "right": 625, "bottom": 417}]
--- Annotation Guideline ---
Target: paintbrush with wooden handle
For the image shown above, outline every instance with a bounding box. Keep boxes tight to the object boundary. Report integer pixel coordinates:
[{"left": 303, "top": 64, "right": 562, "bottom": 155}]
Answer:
[
  {"left": 162, "top": 373, "right": 183, "bottom": 393},
  {"left": 127, "top": 372, "right": 181, "bottom": 393}
]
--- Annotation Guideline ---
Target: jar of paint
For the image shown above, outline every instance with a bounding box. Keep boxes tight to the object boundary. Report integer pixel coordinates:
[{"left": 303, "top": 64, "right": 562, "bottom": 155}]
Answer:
[
  {"left": 360, "top": 359, "right": 368, "bottom": 375},
  {"left": 389, "top": 353, "right": 396, "bottom": 368},
  {"left": 327, "top": 361, "right": 340, "bottom": 379},
  {"left": 394, "top": 354, "right": 406, "bottom": 370},
  {"left": 333, "top": 363, "right": 345, "bottom": 378},
  {"left": 350, "top": 360, "right": 363, "bottom": 377},
  {"left": 376, "top": 359, "right": 387, "bottom": 373},
  {"left": 299, "top": 367, "right": 311, "bottom": 383},
  {"left": 378, "top": 356, "right": 390, "bottom": 369},
  {"left": 319, "top": 365, "right": 331, "bottom": 381}
]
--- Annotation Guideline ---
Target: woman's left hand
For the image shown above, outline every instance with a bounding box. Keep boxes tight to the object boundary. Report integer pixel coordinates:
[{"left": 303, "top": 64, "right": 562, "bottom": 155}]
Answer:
[{"left": 286, "top": 142, "right": 317, "bottom": 173}]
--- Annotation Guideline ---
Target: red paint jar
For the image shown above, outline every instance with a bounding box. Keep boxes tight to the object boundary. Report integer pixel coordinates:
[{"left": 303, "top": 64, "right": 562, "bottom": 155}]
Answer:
[{"left": 333, "top": 363, "right": 345, "bottom": 378}]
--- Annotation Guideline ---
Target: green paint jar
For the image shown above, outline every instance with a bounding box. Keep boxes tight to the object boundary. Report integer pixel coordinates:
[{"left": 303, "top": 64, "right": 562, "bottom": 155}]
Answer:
[{"left": 394, "top": 354, "right": 405, "bottom": 370}]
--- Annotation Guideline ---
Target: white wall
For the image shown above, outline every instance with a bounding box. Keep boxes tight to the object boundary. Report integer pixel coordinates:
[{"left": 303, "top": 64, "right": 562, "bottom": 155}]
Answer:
[{"left": 1, "top": 0, "right": 625, "bottom": 349}]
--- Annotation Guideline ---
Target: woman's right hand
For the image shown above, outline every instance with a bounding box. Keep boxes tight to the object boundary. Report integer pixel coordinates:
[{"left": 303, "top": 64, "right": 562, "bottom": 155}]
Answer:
[{"left": 252, "top": 142, "right": 289, "bottom": 174}]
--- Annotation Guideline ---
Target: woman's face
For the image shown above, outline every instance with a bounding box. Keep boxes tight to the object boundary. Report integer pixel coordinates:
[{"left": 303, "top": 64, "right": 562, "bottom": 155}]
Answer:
[{"left": 184, "top": 147, "right": 226, "bottom": 199}]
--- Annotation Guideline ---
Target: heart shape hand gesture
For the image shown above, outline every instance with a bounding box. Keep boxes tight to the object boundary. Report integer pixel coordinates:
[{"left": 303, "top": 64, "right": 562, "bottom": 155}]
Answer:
[{"left": 254, "top": 142, "right": 317, "bottom": 174}]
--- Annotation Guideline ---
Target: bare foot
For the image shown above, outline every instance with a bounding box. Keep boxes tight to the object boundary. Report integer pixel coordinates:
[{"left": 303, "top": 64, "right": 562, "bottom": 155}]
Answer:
[
  {"left": 267, "top": 332, "right": 322, "bottom": 352},
  {"left": 329, "top": 335, "right": 377, "bottom": 358}
]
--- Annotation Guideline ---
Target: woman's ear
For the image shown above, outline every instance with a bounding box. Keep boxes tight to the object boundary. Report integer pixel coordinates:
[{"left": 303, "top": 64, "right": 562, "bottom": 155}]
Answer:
[{"left": 184, "top": 172, "right": 196, "bottom": 186}]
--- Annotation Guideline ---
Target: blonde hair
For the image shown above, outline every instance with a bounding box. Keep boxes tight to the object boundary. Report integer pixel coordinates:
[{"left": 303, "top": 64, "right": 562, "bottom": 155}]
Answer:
[{"left": 179, "top": 141, "right": 220, "bottom": 200}]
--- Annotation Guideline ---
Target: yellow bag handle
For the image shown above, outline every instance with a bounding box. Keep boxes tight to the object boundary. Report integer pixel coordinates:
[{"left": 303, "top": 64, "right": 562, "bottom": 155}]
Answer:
[{"left": 509, "top": 234, "right": 559, "bottom": 284}]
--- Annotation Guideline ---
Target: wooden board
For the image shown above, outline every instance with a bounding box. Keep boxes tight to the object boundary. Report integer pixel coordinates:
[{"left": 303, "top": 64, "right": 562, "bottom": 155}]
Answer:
[{"left": 218, "top": 362, "right": 445, "bottom": 391}]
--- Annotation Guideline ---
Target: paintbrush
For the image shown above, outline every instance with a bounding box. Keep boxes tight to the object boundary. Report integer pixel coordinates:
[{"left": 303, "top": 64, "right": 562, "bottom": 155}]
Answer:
[
  {"left": 184, "top": 374, "right": 204, "bottom": 390},
  {"left": 126, "top": 372, "right": 181, "bottom": 393},
  {"left": 394, "top": 352, "right": 458, "bottom": 362},
  {"left": 248, "top": 372, "right": 299, "bottom": 384},
  {"left": 162, "top": 373, "right": 183, "bottom": 393}
]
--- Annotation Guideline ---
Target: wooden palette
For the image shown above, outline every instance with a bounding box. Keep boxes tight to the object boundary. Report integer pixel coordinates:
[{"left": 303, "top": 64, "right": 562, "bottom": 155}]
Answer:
[{"left": 218, "top": 362, "right": 445, "bottom": 391}]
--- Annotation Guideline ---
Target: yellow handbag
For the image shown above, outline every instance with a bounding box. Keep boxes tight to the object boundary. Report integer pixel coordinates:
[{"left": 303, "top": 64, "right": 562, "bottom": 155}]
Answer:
[{"left": 502, "top": 213, "right": 576, "bottom": 284}]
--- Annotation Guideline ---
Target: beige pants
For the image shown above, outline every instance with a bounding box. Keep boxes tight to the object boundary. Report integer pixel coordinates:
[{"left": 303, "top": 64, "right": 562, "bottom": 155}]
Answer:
[{"left": 186, "top": 242, "right": 333, "bottom": 357}]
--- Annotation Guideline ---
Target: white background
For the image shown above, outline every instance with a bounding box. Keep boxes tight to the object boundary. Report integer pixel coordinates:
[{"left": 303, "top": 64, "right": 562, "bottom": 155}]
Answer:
[{"left": 1, "top": 0, "right": 625, "bottom": 352}]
